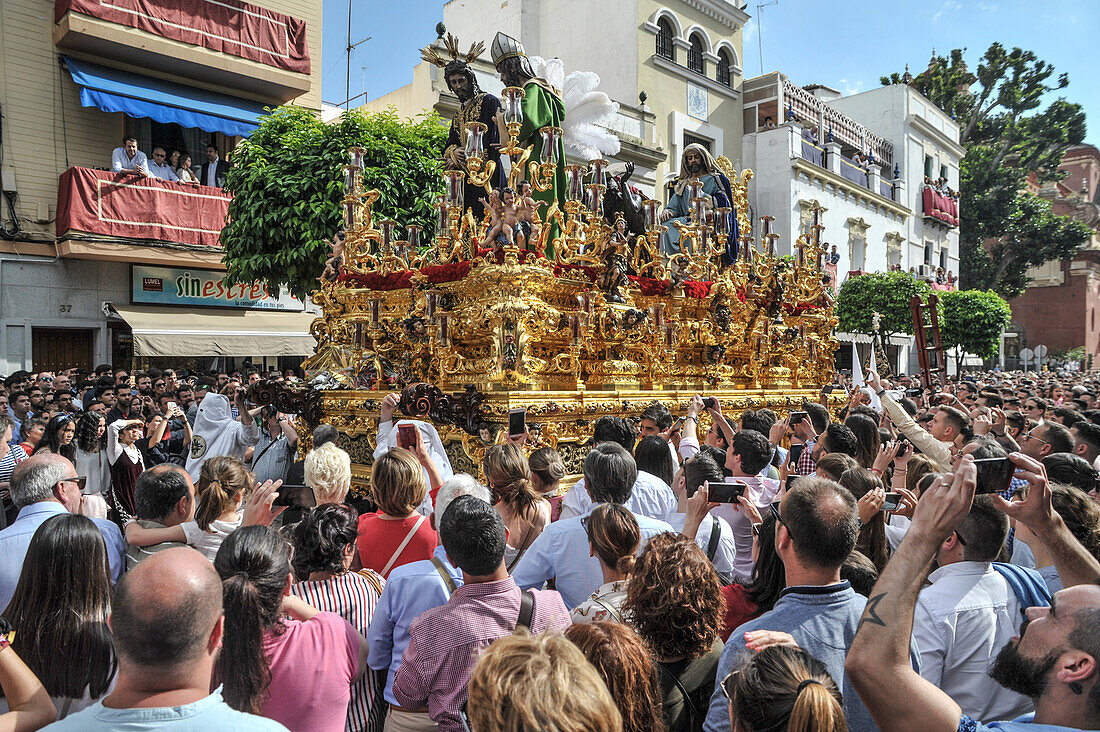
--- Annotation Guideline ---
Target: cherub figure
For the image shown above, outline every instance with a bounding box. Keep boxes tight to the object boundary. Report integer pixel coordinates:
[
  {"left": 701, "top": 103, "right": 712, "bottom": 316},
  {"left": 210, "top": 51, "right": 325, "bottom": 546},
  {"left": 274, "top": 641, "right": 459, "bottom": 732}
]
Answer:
[
  {"left": 320, "top": 233, "right": 346, "bottom": 282},
  {"left": 517, "top": 181, "right": 542, "bottom": 251},
  {"left": 480, "top": 187, "right": 523, "bottom": 250}
]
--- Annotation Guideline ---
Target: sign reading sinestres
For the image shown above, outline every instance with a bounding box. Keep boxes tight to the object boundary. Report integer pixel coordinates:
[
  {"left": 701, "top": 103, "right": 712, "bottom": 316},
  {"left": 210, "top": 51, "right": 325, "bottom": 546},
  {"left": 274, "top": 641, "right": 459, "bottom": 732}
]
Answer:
[{"left": 131, "top": 266, "right": 305, "bottom": 312}]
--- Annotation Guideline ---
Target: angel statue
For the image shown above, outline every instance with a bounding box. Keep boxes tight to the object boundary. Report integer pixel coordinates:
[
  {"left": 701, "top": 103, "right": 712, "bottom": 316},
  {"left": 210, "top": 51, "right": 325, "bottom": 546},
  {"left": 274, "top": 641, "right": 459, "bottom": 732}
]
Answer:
[
  {"left": 422, "top": 33, "right": 503, "bottom": 219},
  {"left": 660, "top": 144, "right": 739, "bottom": 261}
]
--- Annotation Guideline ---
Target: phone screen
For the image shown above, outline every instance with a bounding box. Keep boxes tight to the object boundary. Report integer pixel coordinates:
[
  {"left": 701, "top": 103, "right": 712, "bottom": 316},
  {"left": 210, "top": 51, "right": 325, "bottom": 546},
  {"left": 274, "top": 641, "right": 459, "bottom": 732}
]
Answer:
[
  {"left": 882, "top": 492, "right": 902, "bottom": 512},
  {"left": 508, "top": 408, "right": 526, "bottom": 437},
  {"left": 273, "top": 484, "right": 317, "bottom": 508},
  {"left": 788, "top": 444, "right": 804, "bottom": 465},
  {"left": 397, "top": 423, "right": 417, "bottom": 449},
  {"left": 708, "top": 480, "right": 747, "bottom": 503},
  {"left": 972, "top": 457, "right": 1014, "bottom": 495}
]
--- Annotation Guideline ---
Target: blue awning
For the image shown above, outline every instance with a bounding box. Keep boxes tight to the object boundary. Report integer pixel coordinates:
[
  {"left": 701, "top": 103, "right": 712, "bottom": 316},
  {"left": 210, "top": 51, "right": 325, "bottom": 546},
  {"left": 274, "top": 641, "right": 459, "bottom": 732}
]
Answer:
[{"left": 63, "top": 56, "right": 267, "bottom": 137}]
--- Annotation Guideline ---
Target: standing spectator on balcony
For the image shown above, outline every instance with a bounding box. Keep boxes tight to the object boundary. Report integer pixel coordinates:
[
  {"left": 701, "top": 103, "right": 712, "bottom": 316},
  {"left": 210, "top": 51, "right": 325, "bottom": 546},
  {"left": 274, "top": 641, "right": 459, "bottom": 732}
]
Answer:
[
  {"left": 202, "top": 143, "right": 229, "bottom": 188},
  {"left": 169, "top": 149, "right": 180, "bottom": 169},
  {"left": 176, "top": 153, "right": 200, "bottom": 185},
  {"left": 111, "top": 136, "right": 150, "bottom": 177},
  {"left": 828, "top": 244, "right": 841, "bottom": 265},
  {"left": 147, "top": 147, "right": 179, "bottom": 182}
]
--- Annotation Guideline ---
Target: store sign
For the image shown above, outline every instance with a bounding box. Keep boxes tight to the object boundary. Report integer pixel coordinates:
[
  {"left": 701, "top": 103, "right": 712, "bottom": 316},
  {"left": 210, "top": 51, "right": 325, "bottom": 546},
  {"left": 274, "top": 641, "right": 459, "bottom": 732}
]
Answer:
[{"left": 131, "top": 266, "right": 305, "bottom": 311}]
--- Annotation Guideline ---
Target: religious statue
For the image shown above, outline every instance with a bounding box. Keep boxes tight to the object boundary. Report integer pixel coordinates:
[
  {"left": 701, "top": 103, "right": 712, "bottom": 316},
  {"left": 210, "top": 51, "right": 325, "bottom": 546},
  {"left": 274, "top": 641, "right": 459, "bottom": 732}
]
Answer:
[
  {"left": 421, "top": 34, "right": 503, "bottom": 219},
  {"left": 597, "top": 215, "right": 631, "bottom": 303},
  {"left": 660, "top": 143, "right": 738, "bottom": 259},
  {"left": 491, "top": 32, "right": 567, "bottom": 255}
]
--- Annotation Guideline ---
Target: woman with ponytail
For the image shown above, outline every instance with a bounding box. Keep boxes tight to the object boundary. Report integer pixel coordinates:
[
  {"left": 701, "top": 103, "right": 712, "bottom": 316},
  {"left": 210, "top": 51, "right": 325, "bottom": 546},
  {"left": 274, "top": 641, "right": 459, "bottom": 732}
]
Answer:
[
  {"left": 124, "top": 456, "right": 252, "bottom": 561},
  {"left": 572, "top": 503, "right": 639, "bottom": 623},
  {"left": 528, "top": 446, "right": 568, "bottom": 520},
  {"left": 483, "top": 443, "right": 550, "bottom": 570},
  {"left": 722, "top": 645, "right": 847, "bottom": 732},
  {"left": 214, "top": 525, "right": 368, "bottom": 732}
]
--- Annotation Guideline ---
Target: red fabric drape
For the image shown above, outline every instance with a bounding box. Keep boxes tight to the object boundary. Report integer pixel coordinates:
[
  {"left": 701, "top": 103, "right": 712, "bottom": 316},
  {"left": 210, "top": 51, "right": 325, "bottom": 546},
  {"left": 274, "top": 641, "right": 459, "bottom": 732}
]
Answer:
[
  {"left": 56, "top": 0, "right": 311, "bottom": 74},
  {"left": 56, "top": 167, "right": 230, "bottom": 248}
]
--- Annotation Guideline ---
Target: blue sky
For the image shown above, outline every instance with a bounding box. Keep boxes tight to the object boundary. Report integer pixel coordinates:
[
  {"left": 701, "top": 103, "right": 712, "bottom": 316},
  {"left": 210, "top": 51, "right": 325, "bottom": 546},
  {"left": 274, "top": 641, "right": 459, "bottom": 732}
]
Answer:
[{"left": 320, "top": 0, "right": 1099, "bottom": 147}]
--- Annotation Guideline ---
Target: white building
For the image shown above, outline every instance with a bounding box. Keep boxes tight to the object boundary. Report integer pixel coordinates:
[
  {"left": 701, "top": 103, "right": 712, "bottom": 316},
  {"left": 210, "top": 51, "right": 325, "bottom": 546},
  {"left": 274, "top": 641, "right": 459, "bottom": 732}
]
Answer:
[{"left": 740, "top": 74, "right": 962, "bottom": 373}]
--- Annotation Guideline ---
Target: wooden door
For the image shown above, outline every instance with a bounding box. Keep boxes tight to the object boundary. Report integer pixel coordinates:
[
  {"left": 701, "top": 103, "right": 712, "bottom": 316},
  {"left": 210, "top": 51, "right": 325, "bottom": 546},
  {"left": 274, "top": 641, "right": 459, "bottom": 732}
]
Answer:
[{"left": 32, "top": 328, "right": 93, "bottom": 373}]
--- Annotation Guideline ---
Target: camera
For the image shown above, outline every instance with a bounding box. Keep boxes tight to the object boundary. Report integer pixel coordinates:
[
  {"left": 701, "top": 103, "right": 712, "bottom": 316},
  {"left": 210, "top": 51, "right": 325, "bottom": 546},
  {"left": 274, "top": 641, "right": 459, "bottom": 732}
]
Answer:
[{"left": 702, "top": 397, "right": 717, "bottom": 409}]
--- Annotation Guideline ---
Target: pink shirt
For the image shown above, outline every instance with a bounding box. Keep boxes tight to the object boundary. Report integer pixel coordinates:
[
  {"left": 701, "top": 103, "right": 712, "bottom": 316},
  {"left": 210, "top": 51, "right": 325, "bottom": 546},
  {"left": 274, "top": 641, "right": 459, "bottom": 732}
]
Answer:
[{"left": 261, "top": 612, "right": 359, "bottom": 732}]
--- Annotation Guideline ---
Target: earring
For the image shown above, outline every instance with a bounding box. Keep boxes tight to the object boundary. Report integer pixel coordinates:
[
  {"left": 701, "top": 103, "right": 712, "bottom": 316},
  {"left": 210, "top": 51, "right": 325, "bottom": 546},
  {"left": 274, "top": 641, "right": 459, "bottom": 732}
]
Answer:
[{"left": 1069, "top": 681, "right": 1084, "bottom": 696}]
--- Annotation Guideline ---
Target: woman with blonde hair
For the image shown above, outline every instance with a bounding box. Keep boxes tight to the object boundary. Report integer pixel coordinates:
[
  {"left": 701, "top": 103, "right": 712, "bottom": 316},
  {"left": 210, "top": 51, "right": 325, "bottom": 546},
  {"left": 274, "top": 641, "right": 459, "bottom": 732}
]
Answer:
[
  {"left": 565, "top": 621, "right": 667, "bottom": 732},
  {"left": 722, "top": 645, "right": 846, "bottom": 732},
  {"left": 572, "top": 503, "right": 639, "bottom": 623},
  {"left": 528, "top": 446, "right": 568, "bottom": 521},
  {"left": 306, "top": 441, "right": 352, "bottom": 504},
  {"left": 124, "top": 455, "right": 252, "bottom": 561},
  {"left": 467, "top": 632, "right": 622, "bottom": 732},
  {"left": 483, "top": 443, "right": 549, "bottom": 570},
  {"left": 356, "top": 447, "right": 437, "bottom": 577}
]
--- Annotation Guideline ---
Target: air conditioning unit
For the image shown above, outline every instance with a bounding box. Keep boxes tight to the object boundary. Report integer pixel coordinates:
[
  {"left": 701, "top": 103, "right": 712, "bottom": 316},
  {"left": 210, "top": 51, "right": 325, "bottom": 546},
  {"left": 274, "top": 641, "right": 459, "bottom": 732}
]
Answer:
[{"left": 917, "top": 264, "right": 933, "bottom": 278}]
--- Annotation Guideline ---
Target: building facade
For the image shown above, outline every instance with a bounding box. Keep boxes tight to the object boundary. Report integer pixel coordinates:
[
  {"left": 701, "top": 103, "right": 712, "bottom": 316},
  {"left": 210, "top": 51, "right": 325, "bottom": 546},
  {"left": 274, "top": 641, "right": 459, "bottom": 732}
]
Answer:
[
  {"left": 1009, "top": 145, "right": 1100, "bottom": 369},
  {"left": 366, "top": 0, "right": 750, "bottom": 195},
  {"left": 0, "top": 0, "right": 321, "bottom": 374}
]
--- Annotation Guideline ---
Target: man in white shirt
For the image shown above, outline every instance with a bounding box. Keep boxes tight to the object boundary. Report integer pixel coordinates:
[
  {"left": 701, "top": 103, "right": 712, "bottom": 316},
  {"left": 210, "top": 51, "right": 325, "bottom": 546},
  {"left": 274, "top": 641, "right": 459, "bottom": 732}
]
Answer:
[
  {"left": 711, "top": 429, "right": 781, "bottom": 582},
  {"left": 111, "top": 136, "right": 150, "bottom": 176},
  {"left": 146, "top": 147, "right": 179, "bottom": 182},
  {"left": 912, "top": 495, "right": 1038, "bottom": 722},
  {"left": 673, "top": 451, "right": 736, "bottom": 582},
  {"left": 559, "top": 416, "right": 677, "bottom": 522}
]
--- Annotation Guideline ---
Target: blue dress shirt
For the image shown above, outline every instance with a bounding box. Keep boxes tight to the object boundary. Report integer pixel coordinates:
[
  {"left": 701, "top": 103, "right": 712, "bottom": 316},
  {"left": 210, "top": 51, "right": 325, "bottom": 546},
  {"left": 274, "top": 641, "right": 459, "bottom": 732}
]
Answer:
[
  {"left": 367, "top": 545, "right": 463, "bottom": 707},
  {"left": 0, "top": 501, "right": 125, "bottom": 611},
  {"left": 511, "top": 506, "right": 674, "bottom": 608}
]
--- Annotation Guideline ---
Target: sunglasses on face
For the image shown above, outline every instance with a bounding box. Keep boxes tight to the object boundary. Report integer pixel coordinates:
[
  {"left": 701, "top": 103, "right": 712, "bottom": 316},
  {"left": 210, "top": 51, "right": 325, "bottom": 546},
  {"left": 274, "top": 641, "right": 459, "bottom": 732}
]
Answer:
[{"left": 59, "top": 476, "right": 87, "bottom": 491}]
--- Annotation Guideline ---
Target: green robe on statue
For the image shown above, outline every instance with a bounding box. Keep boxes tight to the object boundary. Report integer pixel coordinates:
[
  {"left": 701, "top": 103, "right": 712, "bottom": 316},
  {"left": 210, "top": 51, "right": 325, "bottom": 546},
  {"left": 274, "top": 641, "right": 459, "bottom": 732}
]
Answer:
[{"left": 519, "top": 79, "right": 566, "bottom": 258}]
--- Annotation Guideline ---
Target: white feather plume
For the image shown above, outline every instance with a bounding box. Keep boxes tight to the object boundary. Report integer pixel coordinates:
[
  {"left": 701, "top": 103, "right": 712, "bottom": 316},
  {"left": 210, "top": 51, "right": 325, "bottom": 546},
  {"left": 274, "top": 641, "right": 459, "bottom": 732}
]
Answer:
[{"left": 528, "top": 56, "right": 620, "bottom": 159}]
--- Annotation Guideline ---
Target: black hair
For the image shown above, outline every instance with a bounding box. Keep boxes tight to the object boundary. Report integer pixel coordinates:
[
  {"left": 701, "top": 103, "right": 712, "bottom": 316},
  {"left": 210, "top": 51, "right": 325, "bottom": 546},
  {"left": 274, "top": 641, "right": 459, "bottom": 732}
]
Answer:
[
  {"left": 739, "top": 409, "right": 775, "bottom": 438},
  {"left": 312, "top": 424, "right": 339, "bottom": 447},
  {"left": 803, "top": 401, "right": 830, "bottom": 433},
  {"left": 206, "top": 142, "right": 220, "bottom": 154},
  {"left": 782, "top": 477, "right": 859, "bottom": 569},
  {"left": 584, "top": 443, "right": 638, "bottom": 504},
  {"left": 1072, "top": 421, "right": 1100, "bottom": 457},
  {"left": 841, "top": 550, "right": 879, "bottom": 597},
  {"left": 635, "top": 435, "right": 674, "bottom": 486},
  {"left": 289, "top": 503, "right": 359, "bottom": 578},
  {"left": 843, "top": 413, "right": 881, "bottom": 469},
  {"left": 745, "top": 514, "right": 784, "bottom": 612},
  {"left": 592, "top": 416, "right": 637, "bottom": 451},
  {"left": 821, "top": 424, "right": 860, "bottom": 460},
  {"left": 684, "top": 453, "right": 724, "bottom": 498},
  {"left": 439, "top": 495, "right": 507, "bottom": 576},
  {"left": 1043, "top": 454, "right": 1100, "bottom": 495},
  {"left": 1052, "top": 407, "right": 1084, "bottom": 428},
  {"left": 123, "top": 136, "right": 136, "bottom": 144},
  {"left": 640, "top": 402, "right": 674, "bottom": 431},
  {"left": 1041, "top": 422, "right": 1075, "bottom": 455},
  {"left": 732, "top": 430, "right": 772, "bottom": 475},
  {"left": 698, "top": 444, "right": 731, "bottom": 477},
  {"left": 134, "top": 465, "right": 191, "bottom": 521},
  {"left": 957, "top": 495, "right": 1009, "bottom": 562},
  {"left": 1084, "top": 409, "right": 1100, "bottom": 426}
]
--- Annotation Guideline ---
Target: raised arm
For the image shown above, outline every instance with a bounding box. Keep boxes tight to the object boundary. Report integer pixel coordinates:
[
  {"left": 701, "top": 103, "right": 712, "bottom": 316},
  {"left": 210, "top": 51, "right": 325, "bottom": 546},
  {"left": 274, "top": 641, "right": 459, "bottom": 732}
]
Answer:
[
  {"left": 0, "top": 636, "right": 56, "bottom": 732},
  {"left": 845, "top": 457, "right": 978, "bottom": 732}
]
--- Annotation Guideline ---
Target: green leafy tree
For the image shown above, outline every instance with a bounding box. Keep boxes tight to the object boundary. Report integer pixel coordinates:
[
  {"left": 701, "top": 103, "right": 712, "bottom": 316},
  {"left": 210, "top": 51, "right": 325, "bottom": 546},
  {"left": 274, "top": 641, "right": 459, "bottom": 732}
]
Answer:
[
  {"left": 881, "top": 43, "right": 1090, "bottom": 298},
  {"left": 221, "top": 106, "right": 446, "bottom": 301},
  {"left": 836, "top": 272, "right": 932, "bottom": 343},
  {"left": 939, "top": 289, "right": 1011, "bottom": 361}
]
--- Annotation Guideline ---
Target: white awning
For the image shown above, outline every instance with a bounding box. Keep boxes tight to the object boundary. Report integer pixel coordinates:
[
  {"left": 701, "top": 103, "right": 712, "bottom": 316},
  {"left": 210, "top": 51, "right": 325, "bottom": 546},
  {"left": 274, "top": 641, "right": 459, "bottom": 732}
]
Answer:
[{"left": 112, "top": 304, "right": 317, "bottom": 357}]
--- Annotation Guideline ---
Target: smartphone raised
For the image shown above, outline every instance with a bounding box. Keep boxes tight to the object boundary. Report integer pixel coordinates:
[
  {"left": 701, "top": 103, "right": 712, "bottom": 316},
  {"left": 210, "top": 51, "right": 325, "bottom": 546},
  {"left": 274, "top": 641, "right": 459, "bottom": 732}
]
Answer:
[
  {"left": 702, "top": 397, "right": 717, "bottom": 409},
  {"left": 272, "top": 483, "right": 317, "bottom": 509},
  {"left": 707, "top": 480, "right": 748, "bottom": 503},
  {"left": 789, "top": 410, "right": 808, "bottom": 424},
  {"left": 508, "top": 407, "right": 527, "bottom": 437},
  {"left": 882, "top": 492, "right": 903, "bottom": 512},
  {"left": 788, "top": 443, "right": 805, "bottom": 465},
  {"left": 971, "top": 457, "right": 1015, "bottom": 495},
  {"left": 397, "top": 423, "right": 418, "bottom": 450}
]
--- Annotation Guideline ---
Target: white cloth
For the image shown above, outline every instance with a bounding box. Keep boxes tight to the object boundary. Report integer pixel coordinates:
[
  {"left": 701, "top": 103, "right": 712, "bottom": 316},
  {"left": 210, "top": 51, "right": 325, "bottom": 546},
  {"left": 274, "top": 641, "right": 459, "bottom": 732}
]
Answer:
[
  {"left": 111, "top": 147, "right": 148, "bottom": 173},
  {"left": 74, "top": 447, "right": 111, "bottom": 497},
  {"left": 106, "top": 419, "right": 144, "bottom": 469},
  {"left": 205, "top": 156, "right": 220, "bottom": 187},
  {"left": 571, "top": 580, "right": 628, "bottom": 624},
  {"left": 885, "top": 514, "right": 911, "bottom": 552},
  {"left": 185, "top": 393, "right": 260, "bottom": 482},
  {"left": 374, "top": 419, "right": 454, "bottom": 515},
  {"left": 667, "top": 511, "right": 737, "bottom": 579},
  {"left": 147, "top": 160, "right": 179, "bottom": 181},
  {"left": 559, "top": 470, "right": 677, "bottom": 523},
  {"left": 181, "top": 514, "right": 242, "bottom": 562},
  {"left": 912, "top": 561, "right": 1033, "bottom": 723}
]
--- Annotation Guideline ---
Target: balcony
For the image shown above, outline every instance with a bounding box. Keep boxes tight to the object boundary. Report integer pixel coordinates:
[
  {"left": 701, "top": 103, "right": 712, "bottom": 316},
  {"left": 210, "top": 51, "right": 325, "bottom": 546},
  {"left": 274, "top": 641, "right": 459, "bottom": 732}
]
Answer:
[
  {"left": 53, "top": 0, "right": 311, "bottom": 103},
  {"left": 55, "top": 166, "right": 228, "bottom": 267},
  {"left": 793, "top": 131, "right": 907, "bottom": 215},
  {"left": 922, "top": 185, "right": 960, "bottom": 228}
]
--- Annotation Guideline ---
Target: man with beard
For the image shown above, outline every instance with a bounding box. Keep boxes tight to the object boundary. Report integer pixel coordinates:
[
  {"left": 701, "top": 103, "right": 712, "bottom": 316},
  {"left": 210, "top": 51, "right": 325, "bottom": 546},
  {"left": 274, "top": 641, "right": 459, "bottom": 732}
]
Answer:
[
  {"left": 491, "top": 32, "right": 566, "bottom": 255},
  {"left": 847, "top": 453, "right": 1100, "bottom": 731},
  {"left": 659, "top": 143, "right": 737, "bottom": 259},
  {"left": 422, "top": 34, "right": 503, "bottom": 220}
]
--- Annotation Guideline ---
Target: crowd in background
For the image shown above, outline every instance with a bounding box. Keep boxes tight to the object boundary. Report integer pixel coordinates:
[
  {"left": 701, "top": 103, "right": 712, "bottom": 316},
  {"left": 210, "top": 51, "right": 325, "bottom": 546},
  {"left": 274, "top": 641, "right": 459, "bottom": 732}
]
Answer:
[
  {"left": 110, "top": 136, "right": 228, "bottom": 188},
  {"left": 0, "top": 364, "right": 1099, "bottom": 731}
]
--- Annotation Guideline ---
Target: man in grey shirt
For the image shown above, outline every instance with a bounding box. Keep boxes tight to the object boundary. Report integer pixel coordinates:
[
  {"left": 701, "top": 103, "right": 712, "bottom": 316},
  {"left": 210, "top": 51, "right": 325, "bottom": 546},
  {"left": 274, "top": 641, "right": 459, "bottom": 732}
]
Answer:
[
  {"left": 250, "top": 406, "right": 298, "bottom": 485},
  {"left": 126, "top": 464, "right": 192, "bottom": 569}
]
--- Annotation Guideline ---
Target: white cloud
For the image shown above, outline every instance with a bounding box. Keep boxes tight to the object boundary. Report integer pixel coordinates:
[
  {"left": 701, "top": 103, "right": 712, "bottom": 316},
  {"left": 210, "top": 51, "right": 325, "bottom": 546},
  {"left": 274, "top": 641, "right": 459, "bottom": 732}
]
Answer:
[
  {"left": 838, "top": 78, "right": 865, "bottom": 96},
  {"left": 743, "top": 17, "right": 757, "bottom": 45},
  {"left": 931, "top": 0, "right": 961, "bottom": 23}
]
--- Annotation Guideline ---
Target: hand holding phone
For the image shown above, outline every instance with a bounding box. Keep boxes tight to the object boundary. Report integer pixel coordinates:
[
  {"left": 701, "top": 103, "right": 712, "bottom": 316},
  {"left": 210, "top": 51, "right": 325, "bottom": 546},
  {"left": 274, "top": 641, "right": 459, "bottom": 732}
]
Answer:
[
  {"left": 397, "top": 423, "right": 418, "bottom": 450},
  {"left": 707, "top": 479, "right": 748, "bottom": 503},
  {"left": 881, "top": 492, "right": 902, "bottom": 512},
  {"left": 508, "top": 408, "right": 527, "bottom": 438},
  {"left": 972, "top": 457, "right": 1015, "bottom": 495}
]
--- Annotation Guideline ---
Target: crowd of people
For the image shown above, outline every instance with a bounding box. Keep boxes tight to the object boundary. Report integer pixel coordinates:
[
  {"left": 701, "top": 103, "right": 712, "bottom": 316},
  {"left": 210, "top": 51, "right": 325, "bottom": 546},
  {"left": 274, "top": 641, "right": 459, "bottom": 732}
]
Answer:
[
  {"left": 0, "top": 364, "right": 1099, "bottom": 731},
  {"left": 110, "top": 136, "right": 229, "bottom": 188}
]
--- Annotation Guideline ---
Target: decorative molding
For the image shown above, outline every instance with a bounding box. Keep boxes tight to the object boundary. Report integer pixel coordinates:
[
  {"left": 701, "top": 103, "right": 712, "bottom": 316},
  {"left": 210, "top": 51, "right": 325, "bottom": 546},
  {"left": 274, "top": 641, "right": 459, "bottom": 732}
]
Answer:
[
  {"left": 673, "top": 37, "right": 692, "bottom": 50},
  {"left": 651, "top": 55, "right": 740, "bottom": 100},
  {"left": 847, "top": 217, "right": 871, "bottom": 237},
  {"left": 684, "top": 24, "right": 714, "bottom": 52},
  {"left": 908, "top": 114, "right": 966, "bottom": 159},
  {"left": 702, "top": 51, "right": 721, "bottom": 64},
  {"left": 679, "top": 0, "right": 752, "bottom": 30},
  {"left": 645, "top": 7, "right": 684, "bottom": 37}
]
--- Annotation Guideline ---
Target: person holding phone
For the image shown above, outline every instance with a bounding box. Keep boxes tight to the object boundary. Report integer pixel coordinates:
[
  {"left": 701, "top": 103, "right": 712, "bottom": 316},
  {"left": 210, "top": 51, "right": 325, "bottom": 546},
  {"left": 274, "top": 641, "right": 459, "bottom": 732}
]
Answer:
[
  {"left": 356, "top": 449, "right": 438, "bottom": 578},
  {"left": 374, "top": 392, "right": 454, "bottom": 512},
  {"left": 249, "top": 406, "right": 297, "bottom": 485}
]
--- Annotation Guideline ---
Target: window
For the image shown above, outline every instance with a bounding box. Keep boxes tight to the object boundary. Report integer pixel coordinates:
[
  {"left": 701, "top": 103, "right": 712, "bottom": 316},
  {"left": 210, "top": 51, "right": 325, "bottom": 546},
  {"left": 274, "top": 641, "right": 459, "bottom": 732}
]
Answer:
[
  {"left": 924, "top": 242, "right": 933, "bottom": 266},
  {"left": 716, "top": 49, "right": 732, "bottom": 86},
  {"left": 656, "top": 18, "right": 675, "bottom": 61},
  {"left": 939, "top": 164, "right": 948, "bottom": 181},
  {"left": 688, "top": 34, "right": 705, "bottom": 74},
  {"left": 683, "top": 132, "right": 712, "bottom": 152},
  {"left": 939, "top": 249, "right": 947, "bottom": 270},
  {"left": 924, "top": 154, "right": 934, "bottom": 178}
]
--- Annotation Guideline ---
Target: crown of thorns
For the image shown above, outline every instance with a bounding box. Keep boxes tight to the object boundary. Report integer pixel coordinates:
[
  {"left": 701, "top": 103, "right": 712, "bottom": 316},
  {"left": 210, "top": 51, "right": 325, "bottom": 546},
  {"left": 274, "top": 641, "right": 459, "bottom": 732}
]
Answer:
[{"left": 421, "top": 33, "right": 484, "bottom": 69}]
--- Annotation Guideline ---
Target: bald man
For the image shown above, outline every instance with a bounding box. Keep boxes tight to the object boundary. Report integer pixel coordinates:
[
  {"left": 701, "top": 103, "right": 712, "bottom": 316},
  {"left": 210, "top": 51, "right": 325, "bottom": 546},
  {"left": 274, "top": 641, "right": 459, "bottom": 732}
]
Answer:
[{"left": 47, "top": 547, "right": 288, "bottom": 730}]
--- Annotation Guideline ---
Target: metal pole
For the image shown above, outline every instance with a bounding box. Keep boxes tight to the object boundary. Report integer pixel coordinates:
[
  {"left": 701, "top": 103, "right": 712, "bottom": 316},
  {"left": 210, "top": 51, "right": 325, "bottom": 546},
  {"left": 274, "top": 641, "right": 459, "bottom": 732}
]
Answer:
[{"left": 345, "top": 0, "right": 352, "bottom": 110}]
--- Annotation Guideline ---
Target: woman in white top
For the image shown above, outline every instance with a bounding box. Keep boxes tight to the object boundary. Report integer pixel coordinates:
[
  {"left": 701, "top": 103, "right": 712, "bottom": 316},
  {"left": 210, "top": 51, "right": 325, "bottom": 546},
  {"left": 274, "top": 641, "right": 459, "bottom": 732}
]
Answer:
[
  {"left": 571, "top": 503, "right": 639, "bottom": 624},
  {"left": 73, "top": 413, "right": 110, "bottom": 519},
  {"left": 175, "top": 153, "right": 200, "bottom": 185},
  {"left": 483, "top": 443, "right": 550, "bottom": 571},
  {"left": 125, "top": 455, "right": 250, "bottom": 561}
]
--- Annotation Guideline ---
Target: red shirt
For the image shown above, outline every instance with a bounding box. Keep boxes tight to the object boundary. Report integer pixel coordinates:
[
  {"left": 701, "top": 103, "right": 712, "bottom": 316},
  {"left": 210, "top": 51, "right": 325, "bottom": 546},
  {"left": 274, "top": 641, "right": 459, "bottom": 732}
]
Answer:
[
  {"left": 719, "top": 583, "right": 761, "bottom": 642},
  {"left": 356, "top": 512, "right": 437, "bottom": 578}
]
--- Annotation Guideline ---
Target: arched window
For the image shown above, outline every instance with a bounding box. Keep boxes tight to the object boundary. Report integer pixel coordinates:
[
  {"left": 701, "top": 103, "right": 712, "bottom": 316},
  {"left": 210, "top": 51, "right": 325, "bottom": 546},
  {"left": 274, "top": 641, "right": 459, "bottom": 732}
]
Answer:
[
  {"left": 656, "top": 18, "right": 675, "bottom": 61},
  {"left": 716, "top": 49, "right": 732, "bottom": 86},
  {"left": 688, "top": 34, "right": 704, "bottom": 74}
]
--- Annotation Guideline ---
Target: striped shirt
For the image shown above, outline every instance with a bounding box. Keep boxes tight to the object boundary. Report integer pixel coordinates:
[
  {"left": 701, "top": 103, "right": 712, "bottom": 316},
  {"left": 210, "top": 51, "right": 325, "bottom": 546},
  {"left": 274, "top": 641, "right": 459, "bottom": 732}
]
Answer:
[
  {"left": 291, "top": 570, "right": 385, "bottom": 732},
  {"left": 0, "top": 445, "right": 28, "bottom": 482}
]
